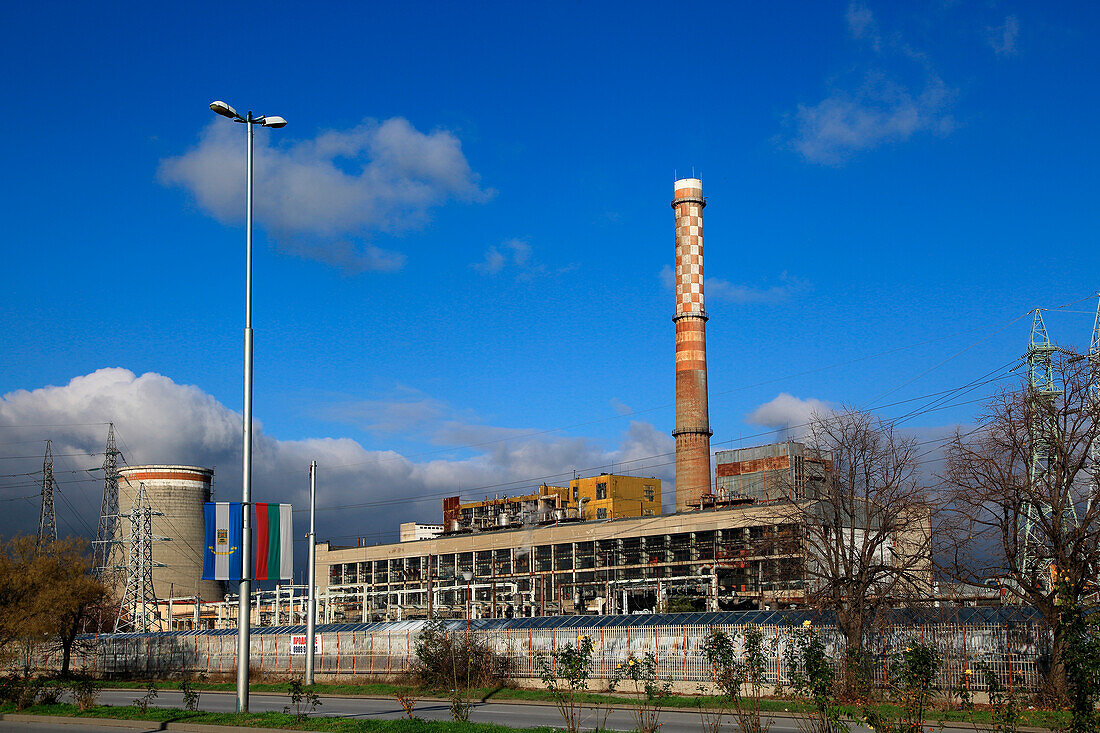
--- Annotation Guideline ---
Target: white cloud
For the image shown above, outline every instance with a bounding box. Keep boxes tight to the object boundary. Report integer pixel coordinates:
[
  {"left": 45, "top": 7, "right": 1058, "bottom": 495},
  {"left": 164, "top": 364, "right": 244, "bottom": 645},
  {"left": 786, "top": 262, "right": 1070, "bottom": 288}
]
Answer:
[
  {"left": 986, "top": 15, "right": 1019, "bottom": 56},
  {"left": 320, "top": 389, "right": 453, "bottom": 435},
  {"left": 471, "top": 246, "right": 506, "bottom": 274},
  {"left": 471, "top": 238, "right": 574, "bottom": 280},
  {"left": 159, "top": 117, "right": 492, "bottom": 272},
  {"left": 745, "top": 393, "right": 838, "bottom": 440},
  {"left": 786, "top": 5, "right": 955, "bottom": 165},
  {"left": 659, "top": 266, "right": 810, "bottom": 304},
  {"left": 609, "top": 398, "right": 632, "bottom": 416},
  {"left": 846, "top": 2, "right": 880, "bottom": 49},
  {"left": 791, "top": 71, "right": 954, "bottom": 166},
  {"left": 0, "top": 370, "right": 674, "bottom": 557}
]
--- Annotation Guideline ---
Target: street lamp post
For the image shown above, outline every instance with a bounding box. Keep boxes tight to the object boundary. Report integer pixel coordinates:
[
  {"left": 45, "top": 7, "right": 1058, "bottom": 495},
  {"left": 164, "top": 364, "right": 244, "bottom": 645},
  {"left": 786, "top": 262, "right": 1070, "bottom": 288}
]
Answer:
[
  {"left": 305, "top": 461, "right": 317, "bottom": 686},
  {"left": 209, "top": 100, "right": 286, "bottom": 715}
]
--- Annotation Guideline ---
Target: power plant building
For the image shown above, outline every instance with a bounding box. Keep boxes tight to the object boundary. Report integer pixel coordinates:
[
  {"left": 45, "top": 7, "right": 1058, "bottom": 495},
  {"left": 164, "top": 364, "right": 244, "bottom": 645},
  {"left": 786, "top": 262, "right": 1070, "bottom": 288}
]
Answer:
[
  {"left": 304, "top": 177, "right": 932, "bottom": 623},
  {"left": 442, "top": 474, "right": 661, "bottom": 531},
  {"left": 714, "top": 442, "right": 832, "bottom": 502}
]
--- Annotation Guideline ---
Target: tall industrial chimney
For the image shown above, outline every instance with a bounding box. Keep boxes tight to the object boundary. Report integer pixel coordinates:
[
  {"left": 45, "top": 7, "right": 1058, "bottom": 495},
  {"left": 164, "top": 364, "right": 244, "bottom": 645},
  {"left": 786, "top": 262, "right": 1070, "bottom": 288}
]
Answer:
[{"left": 672, "top": 178, "right": 713, "bottom": 512}]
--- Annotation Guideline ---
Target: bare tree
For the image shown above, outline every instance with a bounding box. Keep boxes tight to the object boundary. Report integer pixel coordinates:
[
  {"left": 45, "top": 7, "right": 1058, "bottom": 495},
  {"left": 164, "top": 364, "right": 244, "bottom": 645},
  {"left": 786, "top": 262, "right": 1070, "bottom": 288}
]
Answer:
[
  {"left": 941, "top": 350, "right": 1099, "bottom": 695},
  {"left": 768, "top": 408, "right": 934, "bottom": 658}
]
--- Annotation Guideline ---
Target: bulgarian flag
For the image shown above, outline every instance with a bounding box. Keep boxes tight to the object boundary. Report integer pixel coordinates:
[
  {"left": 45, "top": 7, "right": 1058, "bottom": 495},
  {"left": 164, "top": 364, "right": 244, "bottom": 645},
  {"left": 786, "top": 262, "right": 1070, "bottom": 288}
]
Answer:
[{"left": 253, "top": 502, "right": 293, "bottom": 581}]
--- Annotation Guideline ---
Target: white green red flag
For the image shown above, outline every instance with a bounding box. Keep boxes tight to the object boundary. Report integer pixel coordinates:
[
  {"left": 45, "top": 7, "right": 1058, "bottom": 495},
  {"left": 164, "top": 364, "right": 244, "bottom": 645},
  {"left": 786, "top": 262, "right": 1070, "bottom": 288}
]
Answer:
[{"left": 254, "top": 502, "right": 293, "bottom": 581}]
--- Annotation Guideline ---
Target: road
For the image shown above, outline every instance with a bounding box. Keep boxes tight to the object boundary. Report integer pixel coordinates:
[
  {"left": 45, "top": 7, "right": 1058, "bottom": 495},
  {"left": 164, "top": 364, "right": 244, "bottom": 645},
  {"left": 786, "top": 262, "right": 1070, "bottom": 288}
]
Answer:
[
  {"left": 88, "top": 689, "right": 834, "bottom": 733},
  {"left": 0, "top": 690, "right": 874, "bottom": 733}
]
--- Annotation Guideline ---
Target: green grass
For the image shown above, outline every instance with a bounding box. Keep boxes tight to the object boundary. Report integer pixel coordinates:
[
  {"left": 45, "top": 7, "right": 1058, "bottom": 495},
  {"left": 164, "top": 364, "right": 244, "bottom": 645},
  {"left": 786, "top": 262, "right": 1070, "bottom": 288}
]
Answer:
[
  {"left": 1, "top": 702, "right": 558, "bottom": 733},
  {"left": 22, "top": 680, "right": 1076, "bottom": 730}
]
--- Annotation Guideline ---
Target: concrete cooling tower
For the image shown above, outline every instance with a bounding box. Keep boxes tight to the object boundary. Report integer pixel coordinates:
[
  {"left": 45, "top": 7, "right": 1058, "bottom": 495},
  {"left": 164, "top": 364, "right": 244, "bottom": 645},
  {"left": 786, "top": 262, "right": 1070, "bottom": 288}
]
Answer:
[{"left": 116, "top": 465, "right": 224, "bottom": 603}]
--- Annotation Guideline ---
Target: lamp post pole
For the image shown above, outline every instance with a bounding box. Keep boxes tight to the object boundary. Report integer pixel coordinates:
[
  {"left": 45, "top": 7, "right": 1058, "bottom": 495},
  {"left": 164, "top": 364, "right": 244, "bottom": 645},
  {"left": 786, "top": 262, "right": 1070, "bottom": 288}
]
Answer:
[
  {"left": 305, "top": 461, "right": 317, "bottom": 685},
  {"left": 209, "top": 100, "right": 286, "bottom": 715}
]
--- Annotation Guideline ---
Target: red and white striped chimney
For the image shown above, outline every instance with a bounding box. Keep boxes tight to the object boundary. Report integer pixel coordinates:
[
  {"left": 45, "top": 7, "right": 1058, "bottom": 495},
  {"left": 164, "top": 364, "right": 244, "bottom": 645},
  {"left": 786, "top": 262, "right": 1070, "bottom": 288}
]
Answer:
[{"left": 672, "top": 178, "right": 713, "bottom": 512}]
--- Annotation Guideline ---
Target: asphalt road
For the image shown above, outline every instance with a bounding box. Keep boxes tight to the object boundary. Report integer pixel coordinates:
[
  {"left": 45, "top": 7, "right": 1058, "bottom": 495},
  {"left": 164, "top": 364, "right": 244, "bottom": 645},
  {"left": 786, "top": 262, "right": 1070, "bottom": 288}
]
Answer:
[{"left": 85, "top": 689, "right": 844, "bottom": 733}]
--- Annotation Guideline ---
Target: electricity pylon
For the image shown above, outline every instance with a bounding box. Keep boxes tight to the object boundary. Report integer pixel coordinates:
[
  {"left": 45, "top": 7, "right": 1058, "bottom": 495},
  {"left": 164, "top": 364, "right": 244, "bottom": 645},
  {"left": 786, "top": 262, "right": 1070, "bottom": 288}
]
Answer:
[
  {"left": 1019, "top": 309, "right": 1064, "bottom": 585},
  {"left": 92, "top": 424, "right": 123, "bottom": 583},
  {"left": 36, "top": 440, "right": 57, "bottom": 548},
  {"left": 115, "top": 482, "right": 169, "bottom": 633}
]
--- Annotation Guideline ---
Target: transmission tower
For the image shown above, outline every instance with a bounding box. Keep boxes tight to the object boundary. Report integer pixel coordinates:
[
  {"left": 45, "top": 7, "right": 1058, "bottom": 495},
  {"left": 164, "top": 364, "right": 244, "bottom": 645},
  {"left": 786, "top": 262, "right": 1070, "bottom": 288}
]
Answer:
[
  {"left": 92, "top": 424, "right": 123, "bottom": 582},
  {"left": 115, "top": 482, "right": 168, "bottom": 633},
  {"left": 1019, "top": 309, "right": 1063, "bottom": 584},
  {"left": 36, "top": 440, "right": 57, "bottom": 548}
]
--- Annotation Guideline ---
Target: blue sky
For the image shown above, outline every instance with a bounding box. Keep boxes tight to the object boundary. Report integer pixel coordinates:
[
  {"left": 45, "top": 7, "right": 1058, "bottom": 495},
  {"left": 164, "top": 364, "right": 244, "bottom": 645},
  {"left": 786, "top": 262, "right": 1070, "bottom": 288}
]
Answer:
[{"left": 1, "top": 1, "right": 1098, "bottom": 552}]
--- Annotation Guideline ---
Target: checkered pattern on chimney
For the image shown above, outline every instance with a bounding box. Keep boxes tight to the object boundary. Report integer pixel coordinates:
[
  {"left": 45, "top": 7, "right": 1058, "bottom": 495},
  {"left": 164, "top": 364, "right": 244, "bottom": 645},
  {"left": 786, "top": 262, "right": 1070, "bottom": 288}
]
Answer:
[{"left": 672, "top": 178, "right": 713, "bottom": 513}]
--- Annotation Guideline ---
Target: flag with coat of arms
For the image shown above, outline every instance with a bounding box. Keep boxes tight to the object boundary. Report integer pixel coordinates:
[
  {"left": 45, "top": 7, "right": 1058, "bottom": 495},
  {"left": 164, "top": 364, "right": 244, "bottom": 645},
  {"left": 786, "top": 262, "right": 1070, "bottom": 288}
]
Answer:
[{"left": 203, "top": 502, "right": 292, "bottom": 581}]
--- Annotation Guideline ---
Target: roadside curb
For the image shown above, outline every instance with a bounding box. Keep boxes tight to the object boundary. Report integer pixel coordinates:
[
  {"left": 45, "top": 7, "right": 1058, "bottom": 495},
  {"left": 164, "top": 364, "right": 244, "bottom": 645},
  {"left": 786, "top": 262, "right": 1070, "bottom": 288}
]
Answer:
[
  {"left": 1, "top": 713, "right": 161, "bottom": 729},
  {"left": 0, "top": 712, "right": 324, "bottom": 732}
]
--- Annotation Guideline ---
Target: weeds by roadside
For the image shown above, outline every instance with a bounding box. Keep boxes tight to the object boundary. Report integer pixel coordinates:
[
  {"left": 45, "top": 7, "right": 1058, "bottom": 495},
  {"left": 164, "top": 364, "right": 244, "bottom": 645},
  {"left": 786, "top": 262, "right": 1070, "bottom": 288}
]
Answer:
[
  {"left": 283, "top": 679, "right": 322, "bottom": 721},
  {"left": 131, "top": 681, "right": 158, "bottom": 713},
  {"left": 395, "top": 690, "right": 417, "bottom": 719}
]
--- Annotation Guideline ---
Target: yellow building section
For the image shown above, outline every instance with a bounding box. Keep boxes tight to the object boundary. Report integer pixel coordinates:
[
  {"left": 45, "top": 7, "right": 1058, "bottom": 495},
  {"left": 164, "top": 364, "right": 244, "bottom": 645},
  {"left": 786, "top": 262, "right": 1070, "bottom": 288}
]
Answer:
[
  {"left": 568, "top": 474, "right": 661, "bottom": 520},
  {"left": 442, "top": 476, "right": 661, "bottom": 528}
]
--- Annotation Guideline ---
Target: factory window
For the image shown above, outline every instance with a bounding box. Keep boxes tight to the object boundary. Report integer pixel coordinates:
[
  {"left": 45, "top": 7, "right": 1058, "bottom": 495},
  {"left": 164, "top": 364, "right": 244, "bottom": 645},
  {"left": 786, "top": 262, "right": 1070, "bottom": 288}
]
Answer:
[
  {"left": 572, "top": 487, "right": 578, "bottom": 502},
  {"left": 597, "top": 507, "right": 607, "bottom": 519},
  {"left": 644, "top": 486, "right": 655, "bottom": 501},
  {"left": 643, "top": 509, "right": 654, "bottom": 516},
  {"left": 596, "top": 482, "right": 607, "bottom": 500}
]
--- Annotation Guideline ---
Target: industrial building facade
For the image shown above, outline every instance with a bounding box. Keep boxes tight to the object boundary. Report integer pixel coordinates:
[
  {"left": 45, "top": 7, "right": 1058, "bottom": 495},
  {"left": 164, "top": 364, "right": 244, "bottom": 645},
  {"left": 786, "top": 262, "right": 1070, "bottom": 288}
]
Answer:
[
  {"left": 442, "top": 474, "right": 661, "bottom": 531},
  {"left": 317, "top": 501, "right": 818, "bottom": 621},
  {"left": 715, "top": 442, "right": 832, "bottom": 502}
]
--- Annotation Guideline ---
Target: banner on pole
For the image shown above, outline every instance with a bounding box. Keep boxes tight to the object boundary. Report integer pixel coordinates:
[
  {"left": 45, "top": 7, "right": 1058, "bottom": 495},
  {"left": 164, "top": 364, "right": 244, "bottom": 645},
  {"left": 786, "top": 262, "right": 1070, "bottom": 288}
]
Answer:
[
  {"left": 254, "top": 502, "right": 293, "bottom": 581},
  {"left": 203, "top": 502, "right": 243, "bottom": 581}
]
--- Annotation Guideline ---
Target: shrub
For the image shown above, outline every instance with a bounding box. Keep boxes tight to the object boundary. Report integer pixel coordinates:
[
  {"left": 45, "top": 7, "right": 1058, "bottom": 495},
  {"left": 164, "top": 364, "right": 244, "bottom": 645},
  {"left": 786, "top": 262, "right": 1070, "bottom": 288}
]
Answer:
[
  {"left": 975, "top": 661, "right": 1019, "bottom": 733},
  {"left": 449, "top": 690, "right": 471, "bottom": 722},
  {"left": 612, "top": 652, "right": 671, "bottom": 733},
  {"left": 36, "top": 678, "right": 62, "bottom": 706},
  {"left": 284, "top": 679, "right": 321, "bottom": 721},
  {"left": 699, "top": 627, "right": 773, "bottom": 733},
  {"left": 864, "top": 640, "right": 940, "bottom": 733},
  {"left": 0, "top": 675, "right": 21, "bottom": 706},
  {"left": 395, "top": 691, "right": 417, "bottom": 719},
  {"left": 15, "top": 678, "right": 42, "bottom": 711},
  {"left": 537, "top": 634, "right": 597, "bottom": 733},
  {"left": 412, "top": 620, "right": 507, "bottom": 690},
  {"left": 132, "top": 681, "right": 158, "bottom": 713},
  {"left": 735, "top": 625, "right": 773, "bottom": 733},
  {"left": 67, "top": 676, "right": 101, "bottom": 711},
  {"left": 178, "top": 676, "right": 200, "bottom": 711},
  {"left": 785, "top": 622, "right": 848, "bottom": 733}
]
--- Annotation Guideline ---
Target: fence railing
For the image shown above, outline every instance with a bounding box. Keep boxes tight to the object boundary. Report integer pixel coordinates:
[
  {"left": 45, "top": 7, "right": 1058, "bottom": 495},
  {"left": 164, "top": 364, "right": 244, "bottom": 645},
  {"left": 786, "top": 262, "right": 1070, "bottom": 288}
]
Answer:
[{"left": 59, "top": 620, "right": 1049, "bottom": 692}]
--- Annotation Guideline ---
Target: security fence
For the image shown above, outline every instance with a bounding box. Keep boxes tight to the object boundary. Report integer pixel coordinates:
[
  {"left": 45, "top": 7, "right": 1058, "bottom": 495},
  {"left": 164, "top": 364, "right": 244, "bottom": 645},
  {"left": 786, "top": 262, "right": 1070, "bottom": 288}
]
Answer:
[{"left": 59, "top": 608, "right": 1050, "bottom": 693}]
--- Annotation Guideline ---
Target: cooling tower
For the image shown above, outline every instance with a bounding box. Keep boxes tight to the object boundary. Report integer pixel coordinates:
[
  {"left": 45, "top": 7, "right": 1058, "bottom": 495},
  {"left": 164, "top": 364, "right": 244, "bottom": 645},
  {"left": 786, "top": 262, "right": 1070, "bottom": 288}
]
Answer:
[
  {"left": 672, "top": 178, "right": 714, "bottom": 511},
  {"left": 115, "top": 465, "right": 223, "bottom": 602}
]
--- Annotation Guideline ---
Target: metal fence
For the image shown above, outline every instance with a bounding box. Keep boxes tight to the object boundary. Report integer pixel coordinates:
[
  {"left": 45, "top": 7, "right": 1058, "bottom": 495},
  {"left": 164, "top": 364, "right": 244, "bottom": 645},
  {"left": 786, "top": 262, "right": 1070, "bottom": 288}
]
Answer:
[{"left": 63, "top": 616, "right": 1050, "bottom": 692}]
